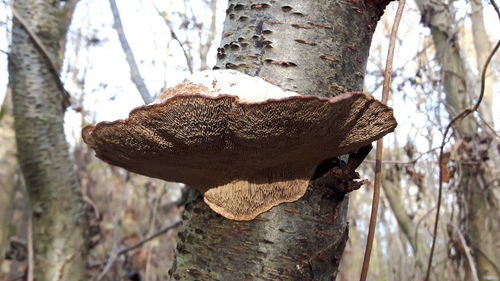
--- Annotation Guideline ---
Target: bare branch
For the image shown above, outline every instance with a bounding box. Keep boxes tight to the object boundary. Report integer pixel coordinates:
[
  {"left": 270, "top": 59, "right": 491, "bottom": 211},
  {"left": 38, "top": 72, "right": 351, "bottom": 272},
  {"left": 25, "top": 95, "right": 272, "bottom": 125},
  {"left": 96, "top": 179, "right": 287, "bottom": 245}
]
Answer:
[
  {"left": 89, "top": 220, "right": 181, "bottom": 276},
  {"left": 359, "top": 1, "right": 406, "bottom": 280},
  {"left": 95, "top": 218, "right": 121, "bottom": 281},
  {"left": 448, "top": 224, "right": 479, "bottom": 281},
  {"left": 109, "top": 0, "right": 153, "bottom": 104},
  {"left": 151, "top": 1, "right": 194, "bottom": 74},
  {"left": 490, "top": 0, "right": 500, "bottom": 19}
]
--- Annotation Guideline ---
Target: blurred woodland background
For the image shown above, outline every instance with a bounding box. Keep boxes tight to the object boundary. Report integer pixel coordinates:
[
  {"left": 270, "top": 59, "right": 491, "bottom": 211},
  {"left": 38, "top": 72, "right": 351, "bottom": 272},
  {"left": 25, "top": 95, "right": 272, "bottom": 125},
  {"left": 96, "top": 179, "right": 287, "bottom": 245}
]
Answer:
[{"left": 0, "top": 0, "right": 498, "bottom": 280}]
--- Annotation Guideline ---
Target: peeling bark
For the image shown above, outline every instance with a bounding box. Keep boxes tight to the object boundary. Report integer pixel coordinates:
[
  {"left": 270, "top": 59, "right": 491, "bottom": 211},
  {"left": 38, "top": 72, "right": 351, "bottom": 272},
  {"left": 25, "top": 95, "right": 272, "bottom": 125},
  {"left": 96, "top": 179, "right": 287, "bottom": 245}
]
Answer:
[
  {"left": 170, "top": 0, "right": 390, "bottom": 280},
  {"left": 9, "top": 1, "right": 89, "bottom": 280}
]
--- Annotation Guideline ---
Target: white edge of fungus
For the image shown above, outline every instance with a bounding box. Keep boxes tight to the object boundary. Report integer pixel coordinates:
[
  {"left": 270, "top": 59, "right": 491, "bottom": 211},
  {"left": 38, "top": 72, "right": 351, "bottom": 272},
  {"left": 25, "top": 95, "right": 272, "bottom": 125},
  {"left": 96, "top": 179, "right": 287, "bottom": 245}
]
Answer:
[{"left": 153, "top": 69, "right": 299, "bottom": 104}]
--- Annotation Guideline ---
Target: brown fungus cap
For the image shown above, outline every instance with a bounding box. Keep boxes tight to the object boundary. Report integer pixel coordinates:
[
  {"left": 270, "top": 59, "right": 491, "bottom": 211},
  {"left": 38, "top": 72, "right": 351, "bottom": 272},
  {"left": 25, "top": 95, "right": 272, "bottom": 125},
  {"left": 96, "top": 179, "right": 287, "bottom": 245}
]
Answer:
[{"left": 83, "top": 81, "right": 397, "bottom": 220}]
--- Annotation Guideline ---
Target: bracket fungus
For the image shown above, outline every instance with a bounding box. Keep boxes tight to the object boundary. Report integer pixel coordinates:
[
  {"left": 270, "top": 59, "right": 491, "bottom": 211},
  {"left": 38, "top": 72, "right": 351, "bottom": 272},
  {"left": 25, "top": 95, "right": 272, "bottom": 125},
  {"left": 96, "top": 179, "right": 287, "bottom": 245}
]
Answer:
[{"left": 83, "top": 70, "right": 397, "bottom": 220}]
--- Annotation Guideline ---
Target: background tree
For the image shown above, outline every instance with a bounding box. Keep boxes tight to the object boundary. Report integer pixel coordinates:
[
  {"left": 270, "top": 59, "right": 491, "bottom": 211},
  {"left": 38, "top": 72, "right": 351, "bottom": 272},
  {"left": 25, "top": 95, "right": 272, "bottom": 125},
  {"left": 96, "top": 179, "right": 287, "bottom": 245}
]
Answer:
[
  {"left": 0, "top": 90, "right": 17, "bottom": 264},
  {"left": 415, "top": 0, "right": 499, "bottom": 279},
  {"left": 8, "top": 0, "right": 89, "bottom": 280}
]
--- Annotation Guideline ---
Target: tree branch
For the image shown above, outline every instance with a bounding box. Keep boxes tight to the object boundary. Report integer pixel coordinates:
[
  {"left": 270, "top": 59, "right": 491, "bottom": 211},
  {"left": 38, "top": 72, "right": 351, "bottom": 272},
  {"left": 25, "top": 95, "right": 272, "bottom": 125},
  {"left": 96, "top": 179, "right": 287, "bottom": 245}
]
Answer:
[
  {"left": 89, "top": 220, "right": 181, "bottom": 277},
  {"left": 490, "top": 0, "right": 500, "bottom": 19},
  {"left": 448, "top": 224, "right": 479, "bottom": 281},
  {"left": 151, "top": 1, "right": 194, "bottom": 74},
  {"left": 359, "top": 1, "right": 405, "bottom": 280},
  {"left": 109, "top": 0, "right": 153, "bottom": 104}
]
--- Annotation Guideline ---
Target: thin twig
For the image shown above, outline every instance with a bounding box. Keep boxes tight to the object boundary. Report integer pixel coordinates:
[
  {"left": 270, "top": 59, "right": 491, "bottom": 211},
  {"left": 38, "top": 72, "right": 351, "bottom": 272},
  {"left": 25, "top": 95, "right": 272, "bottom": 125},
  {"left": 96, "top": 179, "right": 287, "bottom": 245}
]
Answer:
[
  {"left": 9, "top": 4, "right": 71, "bottom": 109},
  {"left": 109, "top": 0, "right": 153, "bottom": 104},
  {"left": 150, "top": 1, "right": 194, "bottom": 74},
  {"left": 364, "top": 146, "right": 442, "bottom": 165},
  {"left": 144, "top": 188, "right": 165, "bottom": 281},
  {"left": 359, "top": 1, "right": 405, "bottom": 280},
  {"left": 116, "top": 220, "right": 181, "bottom": 256},
  {"left": 490, "top": 0, "right": 500, "bottom": 19},
  {"left": 365, "top": 158, "right": 484, "bottom": 166},
  {"left": 414, "top": 206, "right": 436, "bottom": 255},
  {"left": 89, "top": 220, "right": 181, "bottom": 271},
  {"left": 96, "top": 218, "right": 121, "bottom": 281},
  {"left": 478, "top": 113, "right": 500, "bottom": 139},
  {"left": 423, "top": 38, "right": 500, "bottom": 281},
  {"left": 448, "top": 224, "right": 480, "bottom": 281}
]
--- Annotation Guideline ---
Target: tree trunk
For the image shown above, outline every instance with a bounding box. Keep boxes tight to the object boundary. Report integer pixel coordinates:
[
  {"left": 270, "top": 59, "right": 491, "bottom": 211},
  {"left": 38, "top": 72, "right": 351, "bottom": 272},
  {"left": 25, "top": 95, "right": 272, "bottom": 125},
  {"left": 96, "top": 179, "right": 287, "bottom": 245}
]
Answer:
[
  {"left": 382, "top": 178, "right": 431, "bottom": 278},
  {"left": 381, "top": 144, "right": 429, "bottom": 275},
  {"left": 169, "top": 1, "right": 391, "bottom": 280},
  {"left": 416, "top": 0, "right": 500, "bottom": 279},
  {"left": 0, "top": 91, "right": 17, "bottom": 264},
  {"left": 469, "top": 0, "right": 494, "bottom": 125},
  {"left": 9, "top": 1, "right": 89, "bottom": 280}
]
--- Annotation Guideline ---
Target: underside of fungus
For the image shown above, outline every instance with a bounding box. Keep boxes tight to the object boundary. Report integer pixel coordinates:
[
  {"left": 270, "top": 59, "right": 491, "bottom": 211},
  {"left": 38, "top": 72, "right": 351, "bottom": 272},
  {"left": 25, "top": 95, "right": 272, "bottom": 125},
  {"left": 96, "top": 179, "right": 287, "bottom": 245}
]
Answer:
[{"left": 83, "top": 70, "right": 397, "bottom": 220}]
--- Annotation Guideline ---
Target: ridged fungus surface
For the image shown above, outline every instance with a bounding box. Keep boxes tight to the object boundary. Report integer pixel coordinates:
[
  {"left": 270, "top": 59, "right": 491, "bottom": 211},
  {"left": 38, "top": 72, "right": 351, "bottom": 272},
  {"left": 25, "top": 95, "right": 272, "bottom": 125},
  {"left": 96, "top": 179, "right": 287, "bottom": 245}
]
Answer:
[{"left": 83, "top": 74, "right": 397, "bottom": 220}]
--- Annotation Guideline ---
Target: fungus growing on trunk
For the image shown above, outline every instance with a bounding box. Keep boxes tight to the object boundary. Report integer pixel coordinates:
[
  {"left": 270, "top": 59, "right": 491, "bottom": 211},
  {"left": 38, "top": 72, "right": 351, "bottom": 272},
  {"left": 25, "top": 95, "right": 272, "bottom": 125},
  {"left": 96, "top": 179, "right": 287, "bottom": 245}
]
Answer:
[{"left": 83, "top": 70, "right": 397, "bottom": 220}]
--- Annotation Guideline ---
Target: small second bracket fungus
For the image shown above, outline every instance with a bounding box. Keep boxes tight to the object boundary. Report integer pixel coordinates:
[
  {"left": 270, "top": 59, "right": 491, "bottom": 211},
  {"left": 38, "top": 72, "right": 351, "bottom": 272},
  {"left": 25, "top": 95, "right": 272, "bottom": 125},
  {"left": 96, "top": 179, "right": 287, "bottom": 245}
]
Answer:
[{"left": 83, "top": 70, "right": 397, "bottom": 220}]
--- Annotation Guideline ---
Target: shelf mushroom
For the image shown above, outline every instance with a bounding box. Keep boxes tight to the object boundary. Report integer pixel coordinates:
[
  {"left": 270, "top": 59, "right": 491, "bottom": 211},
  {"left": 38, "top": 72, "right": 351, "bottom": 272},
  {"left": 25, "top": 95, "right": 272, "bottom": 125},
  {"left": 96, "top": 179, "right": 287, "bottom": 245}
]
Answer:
[{"left": 83, "top": 70, "right": 397, "bottom": 220}]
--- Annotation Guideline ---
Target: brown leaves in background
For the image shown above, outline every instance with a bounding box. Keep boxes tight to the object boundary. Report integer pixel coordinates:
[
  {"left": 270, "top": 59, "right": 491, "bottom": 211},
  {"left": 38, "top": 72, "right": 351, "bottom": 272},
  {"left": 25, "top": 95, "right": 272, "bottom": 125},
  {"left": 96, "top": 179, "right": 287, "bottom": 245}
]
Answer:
[{"left": 439, "top": 152, "right": 452, "bottom": 183}]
